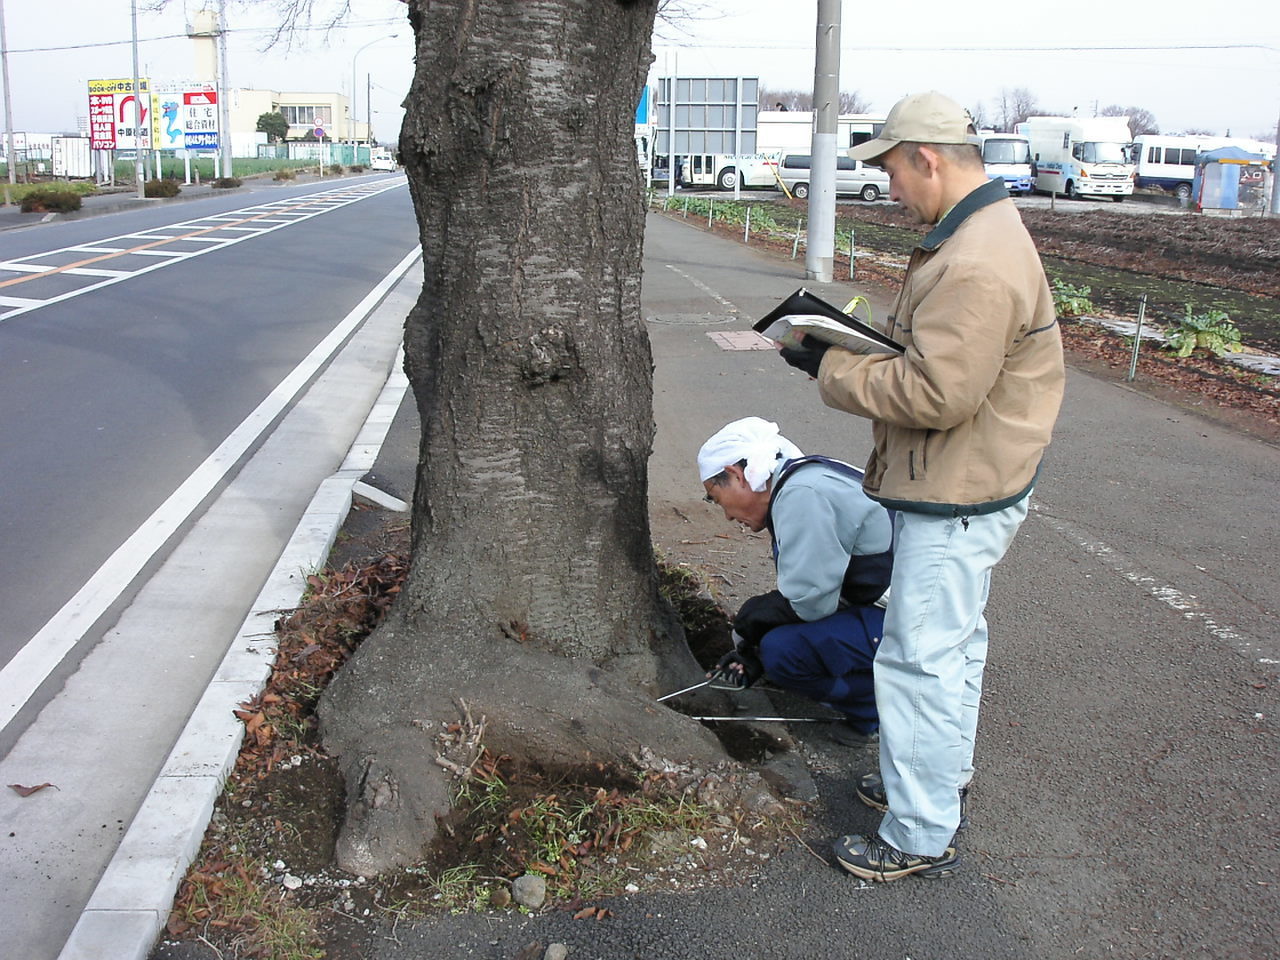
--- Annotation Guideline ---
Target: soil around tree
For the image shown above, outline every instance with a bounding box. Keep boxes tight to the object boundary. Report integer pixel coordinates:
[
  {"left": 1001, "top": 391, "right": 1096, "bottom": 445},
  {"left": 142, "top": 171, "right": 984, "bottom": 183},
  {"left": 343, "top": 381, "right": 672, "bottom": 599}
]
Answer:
[{"left": 152, "top": 504, "right": 800, "bottom": 960}]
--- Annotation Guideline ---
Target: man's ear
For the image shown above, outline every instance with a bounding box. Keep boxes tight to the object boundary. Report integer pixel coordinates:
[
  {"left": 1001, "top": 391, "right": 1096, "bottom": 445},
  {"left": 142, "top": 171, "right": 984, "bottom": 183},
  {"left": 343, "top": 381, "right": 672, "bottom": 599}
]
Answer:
[
  {"left": 915, "top": 144, "right": 943, "bottom": 177},
  {"left": 723, "top": 462, "right": 748, "bottom": 486}
]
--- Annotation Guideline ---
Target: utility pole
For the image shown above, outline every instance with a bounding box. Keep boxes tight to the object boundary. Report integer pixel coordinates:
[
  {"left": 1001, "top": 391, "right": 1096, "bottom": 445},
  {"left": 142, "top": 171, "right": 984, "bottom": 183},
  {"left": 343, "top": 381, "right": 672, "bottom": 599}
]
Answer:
[
  {"left": 0, "top": 0, "right": 17, "bottom": 189},
  {"left": 1271, "top": 100, "right": 1279, "bottom": 217},
  {"left": 217, "top": 0, "right": 233, "bottom": 177},
  {"left": 130, "top": 0, "right": 145, "bottom": 199},
  {"left": 805, "top": 0, "right": 840, "bottom": 284}
]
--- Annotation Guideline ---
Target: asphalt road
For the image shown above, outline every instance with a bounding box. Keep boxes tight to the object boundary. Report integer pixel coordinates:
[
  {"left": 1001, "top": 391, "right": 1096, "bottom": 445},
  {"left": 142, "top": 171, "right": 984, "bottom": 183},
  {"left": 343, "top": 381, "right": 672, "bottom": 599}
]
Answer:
[
  {"left": 355, "top": 211, "right": 1279, "bottom": 960},
  {"left": 0, "top": 177, "right": 420, "bottom": 725}
]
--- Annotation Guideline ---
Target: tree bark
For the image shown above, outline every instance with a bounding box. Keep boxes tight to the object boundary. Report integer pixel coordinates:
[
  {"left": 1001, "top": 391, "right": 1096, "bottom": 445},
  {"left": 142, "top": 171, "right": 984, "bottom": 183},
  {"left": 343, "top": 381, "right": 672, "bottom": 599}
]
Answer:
[{"left": 318, "top": 0, "right": 744, "bottom": 877}]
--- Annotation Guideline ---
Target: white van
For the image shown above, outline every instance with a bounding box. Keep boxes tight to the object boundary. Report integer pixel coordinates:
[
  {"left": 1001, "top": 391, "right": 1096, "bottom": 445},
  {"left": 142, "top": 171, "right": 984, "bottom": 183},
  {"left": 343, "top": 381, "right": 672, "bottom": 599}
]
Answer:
[{"left": 776, "top": 152, "right": 889, "bottom": 201}]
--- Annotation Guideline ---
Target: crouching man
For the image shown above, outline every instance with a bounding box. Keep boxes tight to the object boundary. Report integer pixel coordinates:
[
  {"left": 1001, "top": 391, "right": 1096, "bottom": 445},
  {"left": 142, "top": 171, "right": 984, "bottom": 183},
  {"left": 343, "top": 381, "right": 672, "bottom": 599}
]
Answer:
[{"left": 697, "top": 417, "right": 892, "bottom": 746}]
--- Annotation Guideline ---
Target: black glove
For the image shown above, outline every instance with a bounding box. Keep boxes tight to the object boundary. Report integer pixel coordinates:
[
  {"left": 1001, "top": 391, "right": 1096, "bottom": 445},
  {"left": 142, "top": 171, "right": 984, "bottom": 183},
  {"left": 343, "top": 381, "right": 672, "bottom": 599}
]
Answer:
[
  {"left": 710, "top": 648, "right": 764, "bottom": 688},
  {"left": 733, "top": 590, "right": 804, "bottom": 647},
  {"left": 779, "top": 334, "right": 830, "bottom": 378}
]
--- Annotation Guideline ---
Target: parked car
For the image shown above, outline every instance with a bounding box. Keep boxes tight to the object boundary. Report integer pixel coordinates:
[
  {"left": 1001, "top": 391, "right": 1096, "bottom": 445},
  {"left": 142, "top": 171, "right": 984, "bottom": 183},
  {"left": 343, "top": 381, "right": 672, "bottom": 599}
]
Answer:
[{"left": 776, "top": 152, "right": 890, "bottom": 200}]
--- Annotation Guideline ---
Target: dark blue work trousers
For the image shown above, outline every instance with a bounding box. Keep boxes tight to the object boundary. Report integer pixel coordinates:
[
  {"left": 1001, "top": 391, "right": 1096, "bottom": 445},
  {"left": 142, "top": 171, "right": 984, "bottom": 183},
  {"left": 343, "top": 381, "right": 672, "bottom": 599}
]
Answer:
[{"left": 758, "top": 605, "right": 883, "bottom": 735}]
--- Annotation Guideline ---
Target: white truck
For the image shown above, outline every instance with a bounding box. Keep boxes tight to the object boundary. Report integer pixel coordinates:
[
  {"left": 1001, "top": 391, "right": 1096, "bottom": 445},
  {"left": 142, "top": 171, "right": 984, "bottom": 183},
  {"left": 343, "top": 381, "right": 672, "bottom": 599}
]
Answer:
[
  {"left": 977, "top": 132, "right": 1033, "bottom": 194},
  {"left": 1016, "top": 116, "right": 1135, "bottom": 200}
]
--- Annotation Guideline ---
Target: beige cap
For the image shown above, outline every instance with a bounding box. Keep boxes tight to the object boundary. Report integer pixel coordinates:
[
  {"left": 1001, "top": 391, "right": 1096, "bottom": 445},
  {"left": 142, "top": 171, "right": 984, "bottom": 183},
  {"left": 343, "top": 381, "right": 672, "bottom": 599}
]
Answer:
[{"left": 848, "top": 90, "right": 978, "bottom": 164}]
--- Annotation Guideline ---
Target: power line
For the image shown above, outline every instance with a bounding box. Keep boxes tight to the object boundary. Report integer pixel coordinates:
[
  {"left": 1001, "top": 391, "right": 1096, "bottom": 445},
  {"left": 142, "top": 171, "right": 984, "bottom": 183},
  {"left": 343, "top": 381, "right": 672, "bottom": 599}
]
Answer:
[
  {"left": 667, "top": 41, "right": 1280, "bottom": 55},
  {"left": 2, "top": 17, "right": 406, "bottom": 55}
]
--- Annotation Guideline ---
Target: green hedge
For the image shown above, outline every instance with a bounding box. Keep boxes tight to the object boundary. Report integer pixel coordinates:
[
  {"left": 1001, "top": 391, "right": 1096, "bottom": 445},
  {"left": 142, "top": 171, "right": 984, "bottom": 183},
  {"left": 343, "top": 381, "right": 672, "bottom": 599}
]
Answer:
[
  {"left": 144, "top": 178, "right": 181, "bottom": 198},
  {"left": 19, "top": 188, "right": 82, "bottom": 213}
]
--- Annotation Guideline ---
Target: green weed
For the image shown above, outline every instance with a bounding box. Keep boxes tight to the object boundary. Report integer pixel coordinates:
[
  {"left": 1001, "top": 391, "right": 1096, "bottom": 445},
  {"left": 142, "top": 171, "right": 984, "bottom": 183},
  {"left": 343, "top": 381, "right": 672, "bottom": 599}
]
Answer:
[
  {"left": 1164, "top": 304, "right": 1243, "bottom": 358},
  {"left": 1052, "top": 278, "right": 1095, "bottom": 317}
]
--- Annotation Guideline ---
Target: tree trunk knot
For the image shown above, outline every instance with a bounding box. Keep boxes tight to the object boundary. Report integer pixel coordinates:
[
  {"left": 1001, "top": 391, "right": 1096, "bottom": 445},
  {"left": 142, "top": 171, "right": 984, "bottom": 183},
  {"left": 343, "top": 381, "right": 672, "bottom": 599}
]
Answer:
[{"left": 518, "top": 327, "right": 576, "bottom": 386}]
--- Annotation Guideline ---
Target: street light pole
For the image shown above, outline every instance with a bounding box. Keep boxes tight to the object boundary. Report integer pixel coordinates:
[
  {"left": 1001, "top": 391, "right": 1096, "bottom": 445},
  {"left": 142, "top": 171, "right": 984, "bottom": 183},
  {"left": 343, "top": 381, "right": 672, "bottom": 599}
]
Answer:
[
  {"left": 217, "top": 0, "right": 233, "bottom": 177},
  {"left": 351, "top": 34, "right": 397, "bottom": 143},
  {"left": 130, "top": 0, "right": 145, "bottom": 199},
  {"left": 0, "top": 0, "right": 17, "bottom": 189},
  {"left": 805, "top": 0, "right": 841, "bottom": 283}
]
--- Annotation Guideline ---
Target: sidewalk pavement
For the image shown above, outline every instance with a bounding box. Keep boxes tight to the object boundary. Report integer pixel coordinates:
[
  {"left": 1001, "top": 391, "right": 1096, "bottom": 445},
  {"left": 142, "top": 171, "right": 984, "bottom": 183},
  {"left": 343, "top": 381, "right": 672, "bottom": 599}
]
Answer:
[
  {"left": 34, "top": 208, "right": 904, "bottom": 960},
  {"left": 52, "top": 203, "right": 1275, "bottom": 960}
]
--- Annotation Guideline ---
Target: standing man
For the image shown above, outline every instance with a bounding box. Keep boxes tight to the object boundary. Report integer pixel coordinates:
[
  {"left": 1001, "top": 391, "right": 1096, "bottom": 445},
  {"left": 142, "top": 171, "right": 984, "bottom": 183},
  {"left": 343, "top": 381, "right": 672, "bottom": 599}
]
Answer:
[
  {"left": 697, "top": 417, "right": 893, "bottom": 746},
  {"left": 778, "top": 91, "right": 1065, "bottom": 881}
]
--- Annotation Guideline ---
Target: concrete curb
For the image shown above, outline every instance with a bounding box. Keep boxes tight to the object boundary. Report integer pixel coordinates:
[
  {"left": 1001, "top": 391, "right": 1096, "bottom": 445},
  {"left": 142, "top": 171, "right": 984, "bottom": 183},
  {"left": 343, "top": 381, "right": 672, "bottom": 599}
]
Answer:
[{"left": 56, "top": 349, "right": 411, "bottom": 960}]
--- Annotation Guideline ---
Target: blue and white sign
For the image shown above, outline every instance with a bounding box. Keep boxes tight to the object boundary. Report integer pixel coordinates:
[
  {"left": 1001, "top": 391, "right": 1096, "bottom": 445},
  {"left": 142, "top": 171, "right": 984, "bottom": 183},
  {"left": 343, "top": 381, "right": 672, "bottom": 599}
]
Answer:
[{"left": 153, "top": 81, "right": 219, "bottom": 151}]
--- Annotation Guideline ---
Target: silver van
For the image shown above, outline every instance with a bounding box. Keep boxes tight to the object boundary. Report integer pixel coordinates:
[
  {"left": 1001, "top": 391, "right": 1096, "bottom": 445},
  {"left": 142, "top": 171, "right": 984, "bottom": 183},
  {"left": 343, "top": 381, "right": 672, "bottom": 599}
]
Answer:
[{"left": 777, "top": 152, "right": 890, "bottom": 201}]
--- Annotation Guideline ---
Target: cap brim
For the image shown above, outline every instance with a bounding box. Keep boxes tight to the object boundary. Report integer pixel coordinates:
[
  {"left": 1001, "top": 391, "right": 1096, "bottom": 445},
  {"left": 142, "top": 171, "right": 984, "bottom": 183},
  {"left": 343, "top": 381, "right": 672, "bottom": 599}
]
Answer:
[{"left": 847, "top": 136, "right": 899, "bottom": 165}]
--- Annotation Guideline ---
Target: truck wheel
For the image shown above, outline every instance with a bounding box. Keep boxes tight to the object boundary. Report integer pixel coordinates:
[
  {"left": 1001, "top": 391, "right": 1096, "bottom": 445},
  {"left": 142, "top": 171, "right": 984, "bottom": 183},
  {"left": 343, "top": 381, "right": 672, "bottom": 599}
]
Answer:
[
  {"left": 1066, "top": 180, "right": 1080, "bottom": 200},
  {"left": 1113, "top": 195, "right": 1125, "bottom": 202},
  {"left": 1174, "top": 183, "right": 1192, "bottom": 201},
  {"left": 793, "top": 182, "right": 809, "bottom": 199},
  {"left": 859, "top": 184, "right": 880, "bottom": 201},
  {"left": 717, "top": 168, "right": 738, "bottom": 190}
]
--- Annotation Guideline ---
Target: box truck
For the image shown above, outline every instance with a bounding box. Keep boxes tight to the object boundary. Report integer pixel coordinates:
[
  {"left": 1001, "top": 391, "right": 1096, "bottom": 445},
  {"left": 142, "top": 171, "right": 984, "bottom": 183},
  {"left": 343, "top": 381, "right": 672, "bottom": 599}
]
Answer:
[
  {"left": 977, "top": 132, "right": 1033, "bottom": 194},
  {"left": 1017, "top": 116, "right": 1135, "bottom": 200}
]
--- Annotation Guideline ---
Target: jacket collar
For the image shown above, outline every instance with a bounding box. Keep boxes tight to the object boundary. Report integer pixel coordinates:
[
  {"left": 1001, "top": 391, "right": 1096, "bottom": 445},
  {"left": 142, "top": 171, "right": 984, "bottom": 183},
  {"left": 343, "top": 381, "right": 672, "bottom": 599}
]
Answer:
[{"left": 919, "top": 178, "right": 1008, "bottom": 251}]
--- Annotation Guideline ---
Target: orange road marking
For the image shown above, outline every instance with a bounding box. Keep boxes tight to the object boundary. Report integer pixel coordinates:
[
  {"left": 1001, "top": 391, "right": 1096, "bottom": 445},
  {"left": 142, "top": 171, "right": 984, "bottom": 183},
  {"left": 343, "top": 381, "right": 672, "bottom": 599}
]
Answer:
[{"left": 0, "top": 197, "right": 334, "bottom": 291}]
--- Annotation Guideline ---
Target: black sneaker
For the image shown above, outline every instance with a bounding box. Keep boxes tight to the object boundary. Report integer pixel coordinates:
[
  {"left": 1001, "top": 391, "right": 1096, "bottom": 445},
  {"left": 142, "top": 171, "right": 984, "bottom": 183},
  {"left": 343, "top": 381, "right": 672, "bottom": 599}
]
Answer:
[
  {"left": 855, "top": 773, "right": 970, "bottom": 830},
  {"left": 832, "top": 833, "right": 958, "bottom": 881},
  {"left": 829, "top": 721, "right": 880, "bottom": 748}
]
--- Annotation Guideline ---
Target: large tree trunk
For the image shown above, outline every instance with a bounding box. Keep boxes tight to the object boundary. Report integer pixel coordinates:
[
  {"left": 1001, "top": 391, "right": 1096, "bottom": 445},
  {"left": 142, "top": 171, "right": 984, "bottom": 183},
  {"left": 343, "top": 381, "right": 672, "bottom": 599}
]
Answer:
[{"left": 318, "top": 0, "right": 750, "bottom": 877}]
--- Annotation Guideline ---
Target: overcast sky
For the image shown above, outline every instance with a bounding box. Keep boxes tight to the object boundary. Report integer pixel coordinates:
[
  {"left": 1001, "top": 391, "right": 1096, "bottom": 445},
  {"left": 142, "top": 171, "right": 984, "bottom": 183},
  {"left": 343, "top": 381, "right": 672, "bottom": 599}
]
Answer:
[{"left": 4, "top": 0, "right": 1277, "bottom": 142}]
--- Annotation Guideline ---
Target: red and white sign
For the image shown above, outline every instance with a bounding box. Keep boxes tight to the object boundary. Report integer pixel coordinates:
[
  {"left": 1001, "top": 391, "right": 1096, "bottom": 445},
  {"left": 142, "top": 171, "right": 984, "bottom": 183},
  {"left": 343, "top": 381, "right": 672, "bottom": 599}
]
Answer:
[{"left": 87, "top": 78, "right": 158, "bottom": 150}]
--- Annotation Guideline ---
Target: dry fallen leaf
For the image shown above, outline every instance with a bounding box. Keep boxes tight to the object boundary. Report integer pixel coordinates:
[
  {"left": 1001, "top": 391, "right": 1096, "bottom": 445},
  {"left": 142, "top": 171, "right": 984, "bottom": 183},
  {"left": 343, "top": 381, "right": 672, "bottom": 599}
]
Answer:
[{"left": 8, "top": 782, "right": 56, "bottom": 797}]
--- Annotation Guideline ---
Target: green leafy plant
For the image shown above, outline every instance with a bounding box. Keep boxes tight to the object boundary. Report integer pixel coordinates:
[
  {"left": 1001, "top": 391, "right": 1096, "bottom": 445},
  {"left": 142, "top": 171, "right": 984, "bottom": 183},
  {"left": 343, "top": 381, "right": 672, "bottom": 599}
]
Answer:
[
  {"left": 327, "top": 163, "right": 345, "bottom": 176},
  {"left": 1163, "top": 304, "right": 1243, "bottom": 358},
  {"left": 144, "top": 178, "right": 181, "bottom": 198},
  {"left": 19, "top": 188, "right": 82, "bottom": 213},
  {"left": 256, "top": 110, "right": 289, "bottom": 144},
  {"left": 212, "top": 176, "right": 242, "bottom": 189},
  {"left": 273, "top": 168, "right": 297, "bottom": 181},
  {"left": 1051, "top": 278, "right": 1094, "bottom": 317}
]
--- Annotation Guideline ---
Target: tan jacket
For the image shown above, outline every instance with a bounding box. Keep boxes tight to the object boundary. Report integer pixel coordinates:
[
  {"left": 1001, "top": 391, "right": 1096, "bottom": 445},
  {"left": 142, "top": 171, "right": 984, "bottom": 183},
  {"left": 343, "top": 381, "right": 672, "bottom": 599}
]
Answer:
[{"left": 818, "top": 179, "right": 1064, "bottom": 516}]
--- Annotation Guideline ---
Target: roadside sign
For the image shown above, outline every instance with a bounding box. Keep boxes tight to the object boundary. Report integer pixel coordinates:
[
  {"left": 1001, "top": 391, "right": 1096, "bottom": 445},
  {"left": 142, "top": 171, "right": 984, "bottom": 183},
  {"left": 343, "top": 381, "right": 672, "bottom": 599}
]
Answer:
[
  {"left": 87, "top": 78, "right": 160, "bottom": 150},
  {"left": 314, "top": 126, "right": 326, "bottom": 139},
  {"left": 152, "top": 80, "right": 219, "bottom": 151}
]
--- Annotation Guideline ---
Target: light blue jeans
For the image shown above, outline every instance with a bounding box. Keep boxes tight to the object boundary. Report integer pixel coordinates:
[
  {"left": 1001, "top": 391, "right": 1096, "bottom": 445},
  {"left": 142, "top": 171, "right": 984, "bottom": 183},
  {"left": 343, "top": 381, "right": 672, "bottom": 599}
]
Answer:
[{"left": 875, "top": 496, "right": 1029, "bottom": 857}]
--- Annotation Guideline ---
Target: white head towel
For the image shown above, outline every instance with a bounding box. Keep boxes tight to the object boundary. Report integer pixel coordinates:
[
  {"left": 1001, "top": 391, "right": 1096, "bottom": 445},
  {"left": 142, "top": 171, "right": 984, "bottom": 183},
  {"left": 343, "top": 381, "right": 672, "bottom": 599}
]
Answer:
[{"left": 697, "top": 417, "right": 804, "bottom": 492}]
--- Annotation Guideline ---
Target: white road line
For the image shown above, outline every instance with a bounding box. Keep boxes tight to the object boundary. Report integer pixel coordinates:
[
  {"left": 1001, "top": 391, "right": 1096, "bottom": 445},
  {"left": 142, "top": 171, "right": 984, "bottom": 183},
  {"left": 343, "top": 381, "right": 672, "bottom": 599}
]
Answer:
[
  {"left": 1030, "top": 504, "right": 1271, "bottom": 663},
  {"left": 664, "top": 263, "right": 740, "bottom": 314},
  {"left": 0, "top": 295, "right": 43, "bottom": 307},
  {"left": 0, "top": 244, "right": 423, "bottom": 733},
  {"left": 63, "top": 268, "right": 130, "bottom": 278},
  {"left": 0, "top": 262, "right": 58, "bottom": 273}
]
